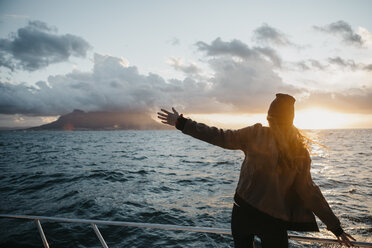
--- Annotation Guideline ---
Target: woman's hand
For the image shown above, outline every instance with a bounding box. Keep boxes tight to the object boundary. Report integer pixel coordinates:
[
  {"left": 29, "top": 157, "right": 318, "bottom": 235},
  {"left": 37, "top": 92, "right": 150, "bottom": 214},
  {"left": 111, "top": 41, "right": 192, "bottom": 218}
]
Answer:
[
  {"left": 157, "top": 107, "right": 180, "bottom": 127},
  {"left": 337, "top": 232, "right": 356, "bottom": 247}
]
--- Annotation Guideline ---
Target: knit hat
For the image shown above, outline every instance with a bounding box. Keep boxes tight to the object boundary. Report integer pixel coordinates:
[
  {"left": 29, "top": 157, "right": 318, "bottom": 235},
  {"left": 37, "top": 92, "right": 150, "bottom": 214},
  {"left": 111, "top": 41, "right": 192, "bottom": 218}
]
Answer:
[{"left": 267, "top": 93, "right": 296, "bottom": 125}]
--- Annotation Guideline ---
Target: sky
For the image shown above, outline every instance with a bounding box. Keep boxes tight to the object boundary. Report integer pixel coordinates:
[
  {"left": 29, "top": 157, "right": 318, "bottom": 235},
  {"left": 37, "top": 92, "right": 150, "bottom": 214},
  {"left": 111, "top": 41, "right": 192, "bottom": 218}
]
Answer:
[{"left": 0, "top": 0, "right": 371, "bottom": 129}]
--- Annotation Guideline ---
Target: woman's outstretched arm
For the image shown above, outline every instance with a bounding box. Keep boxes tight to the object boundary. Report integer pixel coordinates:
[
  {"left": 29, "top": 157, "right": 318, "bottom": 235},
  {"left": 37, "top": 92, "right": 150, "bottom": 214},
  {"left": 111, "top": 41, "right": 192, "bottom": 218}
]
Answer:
[{"left": 157, "top": 108, "right": 255, "bottom": 151}]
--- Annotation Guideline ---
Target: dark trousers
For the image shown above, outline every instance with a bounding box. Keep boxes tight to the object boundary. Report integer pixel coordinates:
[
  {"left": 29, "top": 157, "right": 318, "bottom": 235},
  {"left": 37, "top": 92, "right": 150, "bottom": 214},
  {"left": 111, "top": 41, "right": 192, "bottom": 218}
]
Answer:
[{"left": 231, "top": 195, "right": 289, "bottom": 248}]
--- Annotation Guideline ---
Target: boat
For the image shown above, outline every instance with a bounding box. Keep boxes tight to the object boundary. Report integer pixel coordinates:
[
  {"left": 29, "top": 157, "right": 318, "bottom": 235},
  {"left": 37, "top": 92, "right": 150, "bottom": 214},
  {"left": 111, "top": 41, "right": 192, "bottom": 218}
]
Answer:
[{"left": 1, "top": 214, "right": 371, "bottom": 247}]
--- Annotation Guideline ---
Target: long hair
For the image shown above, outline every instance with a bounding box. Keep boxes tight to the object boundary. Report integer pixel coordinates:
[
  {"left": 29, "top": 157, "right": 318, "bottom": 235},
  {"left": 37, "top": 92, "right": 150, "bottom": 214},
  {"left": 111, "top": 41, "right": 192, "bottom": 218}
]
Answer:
[{"left": 268, "top": 119, "right": 310, "bottom": 172}]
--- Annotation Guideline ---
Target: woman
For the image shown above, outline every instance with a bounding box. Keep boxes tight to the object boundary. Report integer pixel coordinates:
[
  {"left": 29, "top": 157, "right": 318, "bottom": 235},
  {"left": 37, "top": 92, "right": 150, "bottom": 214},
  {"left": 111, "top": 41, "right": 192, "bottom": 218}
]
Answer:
[{"left": 157, "top": 93, "right": 355, "bottom": 247}]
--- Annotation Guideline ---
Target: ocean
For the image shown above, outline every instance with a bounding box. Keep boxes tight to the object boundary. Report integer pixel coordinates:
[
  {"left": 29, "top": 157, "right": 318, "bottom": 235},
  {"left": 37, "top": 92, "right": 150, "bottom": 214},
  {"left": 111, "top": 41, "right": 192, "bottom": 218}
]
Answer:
[{"left": 0, "top": 129, "right": 371, "bottom": 247}]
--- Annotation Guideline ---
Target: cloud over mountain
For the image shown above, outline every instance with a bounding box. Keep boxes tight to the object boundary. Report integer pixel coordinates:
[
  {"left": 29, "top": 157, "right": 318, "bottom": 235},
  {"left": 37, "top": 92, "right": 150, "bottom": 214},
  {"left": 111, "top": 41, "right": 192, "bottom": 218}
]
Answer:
[
  {"left": 0, "top": 53, "right": 171, "bottom": 115},
  {"left": 0, "top": 20, "right": 91, "bottom": 71}
]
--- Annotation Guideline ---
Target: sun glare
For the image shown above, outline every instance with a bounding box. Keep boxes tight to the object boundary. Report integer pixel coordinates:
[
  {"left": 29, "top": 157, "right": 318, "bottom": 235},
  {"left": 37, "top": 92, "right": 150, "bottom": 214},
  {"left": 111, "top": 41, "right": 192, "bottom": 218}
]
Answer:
[
  {"left": 294, "top": 108, "right": 353, "bottom": 129},
  {"left": 185, "top": 109, "right": 364, "bottom": 130}
]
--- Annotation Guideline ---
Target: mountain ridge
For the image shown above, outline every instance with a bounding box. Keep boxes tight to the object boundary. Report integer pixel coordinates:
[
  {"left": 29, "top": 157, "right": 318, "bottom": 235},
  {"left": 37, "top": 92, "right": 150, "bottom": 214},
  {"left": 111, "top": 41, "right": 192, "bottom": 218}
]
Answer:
[{"left": 27, "top": 109, "right": 169, "bottom": 131}]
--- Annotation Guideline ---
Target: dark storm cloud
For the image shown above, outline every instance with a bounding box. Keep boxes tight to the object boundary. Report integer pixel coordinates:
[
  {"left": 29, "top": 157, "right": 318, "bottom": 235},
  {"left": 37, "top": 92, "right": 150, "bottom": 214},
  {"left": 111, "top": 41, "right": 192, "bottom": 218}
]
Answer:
[
  {"left": 253, "top": 23, "right": 293, "bottom": 46},
  {"left": 0, "top": 20, "right": 91, "bottom": 71},
  {"left": 195, "top": 37, "right": 282, "bottom": 67},
  {"left": 314, "top": 20, "right": 363, "bottom": 47}
]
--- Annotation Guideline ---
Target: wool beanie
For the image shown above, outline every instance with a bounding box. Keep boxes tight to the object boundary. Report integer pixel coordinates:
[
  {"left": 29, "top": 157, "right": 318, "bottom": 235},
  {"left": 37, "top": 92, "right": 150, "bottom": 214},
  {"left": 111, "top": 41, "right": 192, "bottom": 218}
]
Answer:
[{"left": 267, "top": 93, "right": 296, "bottom": 124}]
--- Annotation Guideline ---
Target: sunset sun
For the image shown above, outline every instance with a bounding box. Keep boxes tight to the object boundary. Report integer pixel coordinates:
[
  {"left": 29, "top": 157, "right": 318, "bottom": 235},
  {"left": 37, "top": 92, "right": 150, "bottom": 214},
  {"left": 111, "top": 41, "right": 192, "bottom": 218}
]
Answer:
[{"left": 294, "top": 108, "right": 351, "bottom": 129}]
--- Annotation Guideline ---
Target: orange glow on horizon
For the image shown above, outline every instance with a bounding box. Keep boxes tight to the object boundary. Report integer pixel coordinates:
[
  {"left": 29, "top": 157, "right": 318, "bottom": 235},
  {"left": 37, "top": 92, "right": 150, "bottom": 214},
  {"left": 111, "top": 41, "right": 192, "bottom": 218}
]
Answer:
[
  {"left": 173, "top": 109, "right": 371, "bottom": 130},
  {"left": 294, "top": 108, "right": 353, "bottom": 129}
]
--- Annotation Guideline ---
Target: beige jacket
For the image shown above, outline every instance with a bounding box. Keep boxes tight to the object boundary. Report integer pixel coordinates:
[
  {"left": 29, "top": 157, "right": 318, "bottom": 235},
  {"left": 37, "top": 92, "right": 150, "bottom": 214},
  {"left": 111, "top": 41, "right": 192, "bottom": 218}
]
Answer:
[{"left": 181, "top": 118, "right": 342, "bottom": 234}]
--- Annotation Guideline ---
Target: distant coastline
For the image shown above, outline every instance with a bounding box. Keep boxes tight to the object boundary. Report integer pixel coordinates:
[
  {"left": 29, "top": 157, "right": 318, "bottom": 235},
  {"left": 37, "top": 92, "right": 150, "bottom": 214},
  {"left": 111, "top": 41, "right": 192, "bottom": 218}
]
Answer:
[{"left": 20, "top": 109, "right": 170, "bottom": 131}]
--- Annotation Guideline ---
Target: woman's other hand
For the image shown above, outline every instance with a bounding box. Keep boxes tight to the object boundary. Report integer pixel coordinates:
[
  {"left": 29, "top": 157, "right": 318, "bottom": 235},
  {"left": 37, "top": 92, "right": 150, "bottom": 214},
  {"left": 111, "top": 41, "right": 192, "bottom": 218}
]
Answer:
[
  {"left": 157, "top": 107, "right": 180, "bottom": 127},
  {"left": 337, "top": 232, "right": 356, "bottom": 247}
]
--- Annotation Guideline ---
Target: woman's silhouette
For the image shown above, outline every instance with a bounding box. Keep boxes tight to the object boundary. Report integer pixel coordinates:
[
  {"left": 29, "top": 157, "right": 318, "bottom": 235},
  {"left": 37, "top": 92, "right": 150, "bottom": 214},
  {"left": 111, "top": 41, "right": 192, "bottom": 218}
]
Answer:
[{"left": 158, "top": 93, "right": 355, "bottom": 247}]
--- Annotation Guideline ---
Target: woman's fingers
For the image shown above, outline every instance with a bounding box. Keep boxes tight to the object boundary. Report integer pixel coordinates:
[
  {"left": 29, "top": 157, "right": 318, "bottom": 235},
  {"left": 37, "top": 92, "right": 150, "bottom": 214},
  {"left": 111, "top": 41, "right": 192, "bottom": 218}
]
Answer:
[
  {"left": 172, "top": 107, "right": 178, "bottom": 115},
  {"left": 157, "top": 112, "right": 167, "bottom": 117},
  {"left": 161, "top": 108, "right": 171, "bottom": 114}
]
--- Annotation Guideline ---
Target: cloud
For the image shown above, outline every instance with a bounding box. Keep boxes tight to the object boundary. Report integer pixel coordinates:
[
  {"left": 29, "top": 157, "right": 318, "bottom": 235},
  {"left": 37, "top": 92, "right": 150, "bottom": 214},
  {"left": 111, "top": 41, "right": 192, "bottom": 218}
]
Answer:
[
  {"left": 0, "top": 47, "right": 293, "bottom": 117},
  {"left": 314, "top": 20, "right": 363, "bottom": 47},
  {"left": 253, "top": 46, "right": 282, "bottom": 67},
  {"left": 0, "top": 20, "right": 91, "bottom": 71},
  {"left": 327, "top": 56, "right": 357, "bottom": 70},
  {"left": 294, "top": 59, "right": 327, "bottom": 71},
  {"left": 169, "top": 37, "right": 180, "bottom": 46},
  {"left": 0, "top": 53, "right": 212, "bottom": 116},
  {"left": 168, "top": 57, "right": 201, "bottom": 75},
  {"left": 364, "top": 64, "right": 372, "bottom": 71},
  {"left": 357, "top": 27, "right": 372, "bottom": 48},
  {"left": 206, "top": 57, "right": 298, "bottom": 113},
  {"left": 196, "top": 37, "right": 254, "bottom": 58},
  {"left": 1, "top": 38, "right": 371, "bottom": 122},
  {"left": 253, "top": 23, "right": 293, "bottom": 46},
  {"left": 291, "top": 57, "right": 372, "bottom": 72},
  {"left": 299, "top": 88, "right": 372, "bottom": 114},
  {"left": 0, "top": 113, "right": 57, "bottom": 128},
  {"left": 195, "top": 37, "right": 282, "bottom": 67},
  {"left": 326, "top": 56, "right": 372, "bottom": 72}
]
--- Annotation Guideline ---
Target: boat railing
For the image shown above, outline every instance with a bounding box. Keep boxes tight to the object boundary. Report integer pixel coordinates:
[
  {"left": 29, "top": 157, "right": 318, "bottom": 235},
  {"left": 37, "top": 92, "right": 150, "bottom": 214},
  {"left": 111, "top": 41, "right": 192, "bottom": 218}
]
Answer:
[{"left": 1, "top": 214, "right": 371, "bottom": 248}]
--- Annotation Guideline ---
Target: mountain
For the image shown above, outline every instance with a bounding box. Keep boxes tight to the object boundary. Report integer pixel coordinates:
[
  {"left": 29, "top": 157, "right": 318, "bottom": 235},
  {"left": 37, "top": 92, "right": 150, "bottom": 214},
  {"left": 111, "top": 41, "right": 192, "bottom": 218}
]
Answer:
[{"left": 28, "top": 109, "right": 169, "bottom": 131}]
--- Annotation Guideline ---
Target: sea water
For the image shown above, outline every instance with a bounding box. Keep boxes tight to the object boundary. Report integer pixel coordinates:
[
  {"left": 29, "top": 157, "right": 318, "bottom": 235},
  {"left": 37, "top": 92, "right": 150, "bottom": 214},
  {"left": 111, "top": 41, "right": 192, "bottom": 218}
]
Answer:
[{"left": 0, "top": 129, "right": 371, "bottom": 247}]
